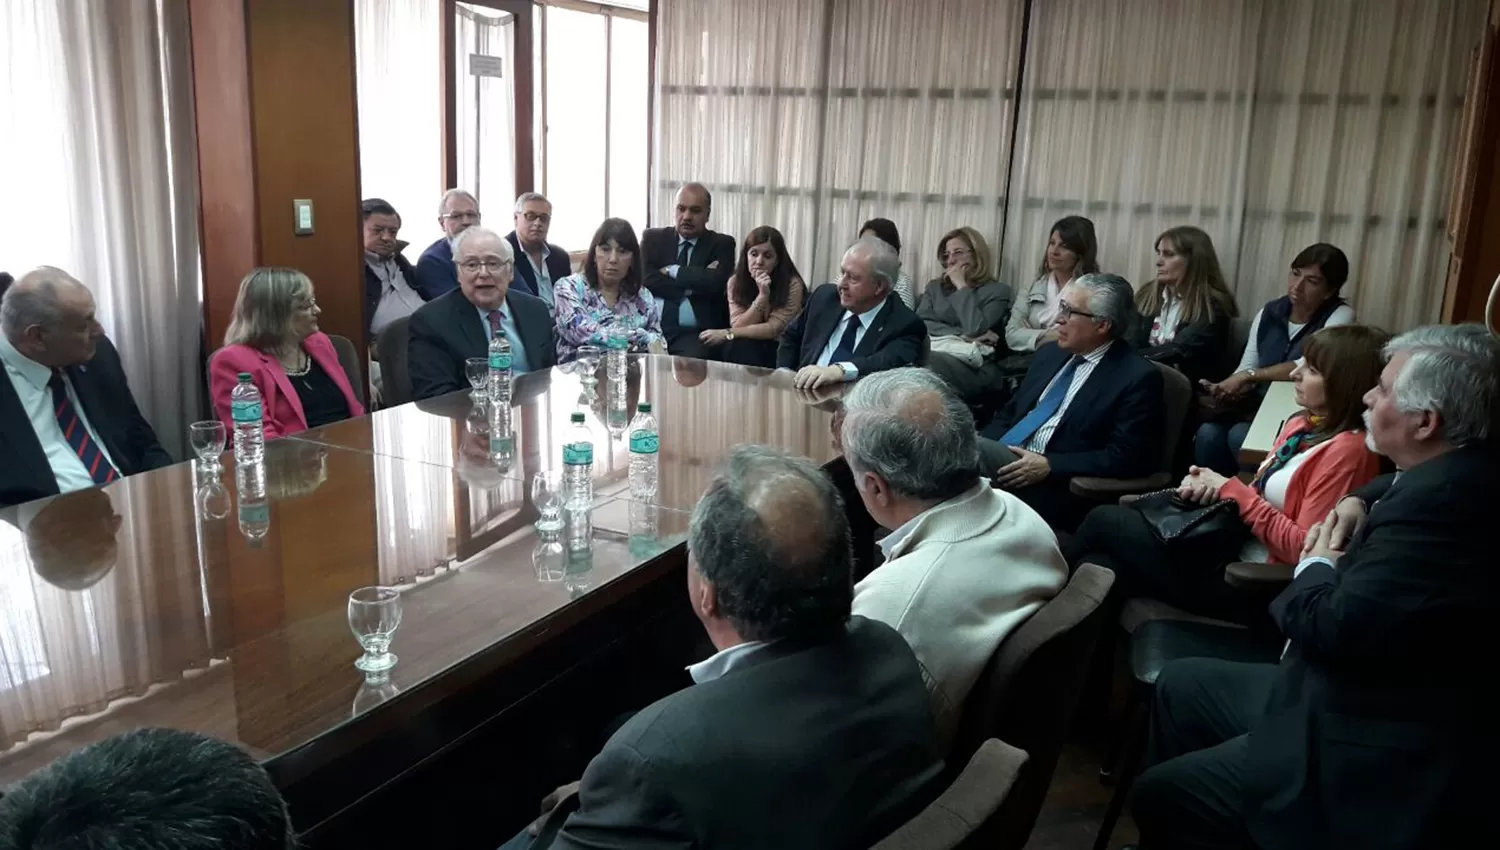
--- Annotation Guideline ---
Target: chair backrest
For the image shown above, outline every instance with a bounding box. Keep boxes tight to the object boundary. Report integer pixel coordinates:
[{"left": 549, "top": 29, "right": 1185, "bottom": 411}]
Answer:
[
  {"left": 870, "top": 739, "right": 1029, "bottom": 850},
  {"left": 1154, "top": 362, "right": 1193, "bottom": 474},
  {"left": 327, "top": 333, "right": 365, "bottom": 408},
  {"left": 948, "top": 563, "right": 1116, "bottom": 850},
  {"left": 377, "top": 316, "right": 412, "bottom": 408}
]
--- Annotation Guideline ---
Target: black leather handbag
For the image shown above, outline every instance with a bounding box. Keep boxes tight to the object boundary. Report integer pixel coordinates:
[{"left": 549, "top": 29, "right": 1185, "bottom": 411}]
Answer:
[{"left": 1128, "top": 487, "right": 1243, "bottom": 548}]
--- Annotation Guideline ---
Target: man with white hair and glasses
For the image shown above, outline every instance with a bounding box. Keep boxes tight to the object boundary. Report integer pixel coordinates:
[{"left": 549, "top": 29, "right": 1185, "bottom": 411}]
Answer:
[{"left": 1129, "top": 323, "right": 1500, "bottom": 850}]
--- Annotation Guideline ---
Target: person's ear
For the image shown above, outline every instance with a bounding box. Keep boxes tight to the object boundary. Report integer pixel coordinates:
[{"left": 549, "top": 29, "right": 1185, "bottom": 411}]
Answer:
[{"left": 1412, "top": 409, "right": 1442, "bottom": 443}]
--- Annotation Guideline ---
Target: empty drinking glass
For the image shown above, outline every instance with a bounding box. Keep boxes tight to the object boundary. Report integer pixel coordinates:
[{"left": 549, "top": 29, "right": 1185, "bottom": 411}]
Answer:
[
  {"left": 465, "top": 357, "right": 489, "bottom": 396},
  {"left": 189, "top": 420, "right": 227, "bottom": 471},
  {"left": 348, "top": 586, "right": 402, "bottom": 673},
  {"left": 576, "top": 345, "right": 603, "bottom": 385},
  {"left": 532, "top": 470, "right": 565, "bottom": 532}
]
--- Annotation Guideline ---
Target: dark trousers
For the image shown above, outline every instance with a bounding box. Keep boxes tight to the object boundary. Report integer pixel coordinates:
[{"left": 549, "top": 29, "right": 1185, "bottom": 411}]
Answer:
[
  {"left": 722, "top": 337, "right": 779, "bottom": 368},
  {"left": 927, "top": 351, "right": 1003, "bottom": 400},
  {"left": 1010, "top": 478, "right": 1092, "bottom": 533},
  {"left": 1066, "top": 504, "right": 1257, "bottom": 625},
  {"left": 665, "top": 326, "right": 713, "bottom": 360},
  {"left": 1132, "top": 658, "right": 1276, "bottom": 850}
]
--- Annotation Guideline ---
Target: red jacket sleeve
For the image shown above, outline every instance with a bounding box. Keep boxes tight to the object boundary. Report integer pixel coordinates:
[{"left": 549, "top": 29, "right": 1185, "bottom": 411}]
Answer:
[{"left": 1222, "top": 428, "right": 1381, "bottom": 564}]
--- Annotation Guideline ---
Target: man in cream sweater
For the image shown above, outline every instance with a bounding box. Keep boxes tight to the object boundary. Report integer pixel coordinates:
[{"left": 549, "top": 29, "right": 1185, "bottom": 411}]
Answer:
[{"left": 844, "top": 368, "right": 1068, "bottom": 746}]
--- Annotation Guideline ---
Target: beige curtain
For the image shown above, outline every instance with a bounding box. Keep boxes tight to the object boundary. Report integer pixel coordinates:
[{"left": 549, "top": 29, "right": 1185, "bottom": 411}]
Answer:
[
  {"left": 1001, "top": 0, "right": 1485, "bottom": 331},
  {"left": 0, "top": 0, "right": 203, "bottom": 456},
  {"left": 653, "top": 0, "right": 1028, "bottom": 289}
]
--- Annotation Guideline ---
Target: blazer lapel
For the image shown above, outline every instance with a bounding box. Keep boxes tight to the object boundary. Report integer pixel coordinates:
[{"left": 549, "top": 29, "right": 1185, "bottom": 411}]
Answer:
[
  {"left": 65, "top": 361, "right": 135, "bottom": 473},
  {"left": 1053, "top": 344, "right": 1120, "bottom": 434},
  {"left": 306, "top": 336, "right": 358, "bottom": 415},
  {"left": 852, "top": 300, "right": 895, "bottom": 356},
  {"left": 259, "top": 349, "right": 307, "bottom": 429},
  {"left": 458, "top": 295, "right": 489, "bottom": 359},
  {"left": 0, "top": 372, "right": 54, "bottom": 490},
  {"left": 813, "top": 290, "right": 845, "bottom": 356}
]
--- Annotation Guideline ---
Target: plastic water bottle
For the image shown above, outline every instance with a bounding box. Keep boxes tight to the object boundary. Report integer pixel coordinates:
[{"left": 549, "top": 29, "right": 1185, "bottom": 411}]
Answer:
[
  {"left": 563, "top": 412, "right": 594, "bottom": 509},
  {"left": 605, "top": 325, "right": 628, "bottom": 383},
  {"left": 606, "top": 379, "right": 629, "bottom": 438},
  {"left": 230, "top": 373, "right": 265, "bottom": 464},
  {"left": 628, "top": 402, "right": 659, "bottom": 498},
  {"left": 235, "top": 459, "right": 269, "bottom": 544},
  {"left": 488, "top": 331, "right": 513, "bottom": 402},
  {"left": 488, "top": 401, "right": 514, "bottom": 472}
]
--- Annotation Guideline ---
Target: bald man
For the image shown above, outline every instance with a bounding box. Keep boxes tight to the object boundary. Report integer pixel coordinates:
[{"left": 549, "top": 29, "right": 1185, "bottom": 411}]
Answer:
[
  {"left": 0, "top": 268, "right": 171, "bottom": 509},
  {"left": 506, "top": 445, "right": 944, "bottom": 850},
  {"left": 641, "top": 182, "right": 737, "bottom": 359}
]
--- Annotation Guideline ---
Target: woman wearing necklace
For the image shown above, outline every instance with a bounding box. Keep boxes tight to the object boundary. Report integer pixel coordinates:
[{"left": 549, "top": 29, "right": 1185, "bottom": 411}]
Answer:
[
  {"left": 1064, "top": 324, "right": 1387, "bottom": 625},
  {"left": 211, "top": 267, "right": 365, "bottom": 441},
  {"left": 554, "top": 218, "right": 664, "bottom": 364}
]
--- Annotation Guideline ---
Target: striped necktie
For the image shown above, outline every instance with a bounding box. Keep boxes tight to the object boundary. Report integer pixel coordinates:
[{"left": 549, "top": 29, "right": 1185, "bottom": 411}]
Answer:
[{"left": 49, "top": 370, "right": 117, "bottom": 485}]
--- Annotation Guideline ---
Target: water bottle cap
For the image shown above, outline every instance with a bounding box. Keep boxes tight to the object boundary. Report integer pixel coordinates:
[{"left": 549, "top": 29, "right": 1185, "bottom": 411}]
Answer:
[
  {"left": 570, "top": 412, "right": 585, "bottom": 422},
  {"left": 637, "top": 402, "right": 652, "bottom": 413},
  {"left": 237, "top": 373, "right": 252, "bottom": 382}
]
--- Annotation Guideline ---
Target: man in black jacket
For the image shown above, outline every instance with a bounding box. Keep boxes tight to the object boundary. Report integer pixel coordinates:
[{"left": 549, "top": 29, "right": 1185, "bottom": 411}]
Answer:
[
  {"left": 1, "top": 268, "right": 172, "bottom": 509},
  {"left": 505, "top": 445, "right": 944, "bottom": 850},
  {"left": 507, "top": 192, "right": 572, "bottom": 313},
  {"left": 1130, "top": 323, "right": 1500, "bottom": 850},
  {"left": 979, "top": 274, "right": 1163, "bottom": 531},
  {"left": 641, "top": 183, "right": 736, "bottom": 359},
  {"left": 777, "top": 236, "right": 927, "bottom": 389},
  {"left": 407, "top": 227, "right": 555, "bottom": 401},
  {"left": 363, "top": 198, "right": 440, "bottom": 348}
]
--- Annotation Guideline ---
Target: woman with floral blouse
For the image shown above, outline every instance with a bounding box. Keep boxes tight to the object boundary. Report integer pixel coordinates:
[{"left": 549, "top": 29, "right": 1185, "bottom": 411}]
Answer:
[{"left": 553, "top": 218, "right": 665, "bottom": 363}]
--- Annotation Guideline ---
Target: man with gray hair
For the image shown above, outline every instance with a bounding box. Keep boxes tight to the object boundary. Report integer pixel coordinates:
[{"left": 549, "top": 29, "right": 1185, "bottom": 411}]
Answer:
[
  {"left": 0, "top": 267, "right": 171, "bottom": 509},
  {"left": 777, "top": 236, "right": 927, "bottom": 389},
  {"left": 506, "top": 192, "right": 571, "bottom": 313},
  {"left": 1131, "top": 323, "right": 1500, "bottom": 850},
  {"left": 843, "top": 368, "right": 1066, "bottom": 745},
  {"left": 415, "top": 187, "right": 483, "bottom": 297},
  {"left": 978, "top": 273, "right": 1162, "bottom": 530},
  {"left": 506, "top": 444, "right": 943, "bottom": 849}
]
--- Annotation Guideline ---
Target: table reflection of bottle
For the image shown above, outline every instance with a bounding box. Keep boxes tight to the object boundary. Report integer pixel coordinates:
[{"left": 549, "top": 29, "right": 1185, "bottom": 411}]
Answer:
[
  {"left": 606, "top": 378, "right": 629, "bottom": 438},
  {"left": 564, "top": 539, "right": 594, "bottom": 598},
  {"left": 235, "top": 459, "right": 270, "bottom": 544},
  {"left": 489, "top": 400, "right": 514, "bottom": 472},
  {"left": 629, "top": 500, "right": 661, "bottom": 560}
]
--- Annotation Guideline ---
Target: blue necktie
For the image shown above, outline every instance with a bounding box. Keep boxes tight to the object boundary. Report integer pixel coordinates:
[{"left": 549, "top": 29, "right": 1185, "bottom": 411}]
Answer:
[
  {"left": 999, "top": 355, "right": 1083, "bottom": 446},
  {"left": 676, "top": 240, "right": 698, "bottom": 328},
  {"left": 830, "top": 314, "right": 862, "bottom": 363},
  {"left": 49, "top": 371, "right": 117, "bottom": 485}
]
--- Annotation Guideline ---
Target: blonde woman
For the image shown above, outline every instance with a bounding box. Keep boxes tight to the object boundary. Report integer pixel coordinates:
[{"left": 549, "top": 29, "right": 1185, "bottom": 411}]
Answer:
[
  {"left": 210, "top": 267, "right": 365, "bottom": 440},
  {"left": 917, "top": 227, "right": 1013, "bottom": 399},
  {"left": 1131, "top": 225, "right": 1239, "bottom": 383}
]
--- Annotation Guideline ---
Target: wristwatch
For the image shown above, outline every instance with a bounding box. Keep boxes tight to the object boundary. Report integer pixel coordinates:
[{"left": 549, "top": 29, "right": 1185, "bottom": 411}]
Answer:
[
  {"left": 725, "top": 330, "right": 736, "bottom": 341},
  {"left": 1242, "top": 368, "right": 1257, "bottom": 380}
]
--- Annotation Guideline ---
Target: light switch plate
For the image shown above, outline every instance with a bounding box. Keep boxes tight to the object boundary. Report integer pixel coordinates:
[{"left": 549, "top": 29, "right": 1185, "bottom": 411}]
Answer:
[{"left": 293, "top": 199, "right": 314, "bottom": 235}]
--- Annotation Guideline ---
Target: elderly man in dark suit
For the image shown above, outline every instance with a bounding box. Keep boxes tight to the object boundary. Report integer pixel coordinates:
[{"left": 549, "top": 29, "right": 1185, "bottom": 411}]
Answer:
[
  {"left": 0, "top": 267, "right": 172, "bottom": 509},
  {"left": 977, "top": 273, "right": 1163, "bottom": 531},
  {"left": 407, "top": 227, "right": 555, "bottom": 401},
  {"left": 506, "top": 192, "right": 573, "bottom": 314},
  {"left": 502, "top": 444, "right": 944, "bottom": 850},
  {"left": 415, "top": 188, "right": 482, "bottom": 298},
  {"left": 1129, "top": 323, "right": 1500, "bottom": 850},
  {"left": 641, "top": 182, "right": 736, "bottom": 359},
  {"left": 777, "top": 236, "right": 928, "bottom": 390}
]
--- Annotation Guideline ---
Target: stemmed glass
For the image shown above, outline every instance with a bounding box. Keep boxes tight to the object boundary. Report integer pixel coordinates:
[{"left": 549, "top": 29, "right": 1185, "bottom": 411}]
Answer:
[
  {"left": 189, "top": 421, "right": 227, "bottom": 472},
  {"left": 532, "top": 470, "right": 565, "bottom": 532},
  {"left": 465, "top": 357, "right": 490, "bottom": 397},
  {"left": 348, "top": 586, "right": 402, "bottom": 673}
]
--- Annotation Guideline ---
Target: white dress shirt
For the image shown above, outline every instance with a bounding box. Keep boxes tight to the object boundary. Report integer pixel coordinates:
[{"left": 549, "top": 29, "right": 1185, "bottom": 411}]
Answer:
[
  {"left": 816, "top": 298, "right": 888, "bottom": 381},
  {"left": 686, "top": 640, "right": 773, "bottom": 684},
  {"left": 1025, "top": 340, "right": 1113, "bottom": 453},
  {"left": 367, "top": 254, "right": 426, "bottom": 335},
  {"left": 0, "top": 335, "right": 117, "bottom": 495},
  {"left": 522, "top": 244, "right": 556, "bottom": 313}
]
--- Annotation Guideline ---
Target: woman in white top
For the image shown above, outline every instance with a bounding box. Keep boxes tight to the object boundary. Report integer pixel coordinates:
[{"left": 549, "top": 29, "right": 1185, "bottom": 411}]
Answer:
[
  {"left": 857, "top": 217, "right": 916, "bottom": 308},
  {"left": 1130, "top": 225, "right": 1239, "bottom": 384},
  {"left": 1005, "top": 215, "right": 1099, "bottom": 353}
]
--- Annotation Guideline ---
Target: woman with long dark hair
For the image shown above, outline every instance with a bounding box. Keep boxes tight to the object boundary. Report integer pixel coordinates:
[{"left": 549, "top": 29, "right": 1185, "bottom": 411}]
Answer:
[
  {"left": 1006, "top": 215, "right": 1100, "bottom": 353},
  {"left": 698, "top": 226, "right": 806, "bottom": 367},
  {"left": 553, "top": 218, "right": 664, "bottom": 363},
  {"left": 1131, "top": 225, "right": 1239, "bottom": 383}
]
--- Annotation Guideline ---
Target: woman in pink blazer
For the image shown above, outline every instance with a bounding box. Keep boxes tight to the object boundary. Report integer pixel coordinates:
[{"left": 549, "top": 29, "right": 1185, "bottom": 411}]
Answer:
[{"left": 210, "top": 267, "right": 365, "bottom": 441}]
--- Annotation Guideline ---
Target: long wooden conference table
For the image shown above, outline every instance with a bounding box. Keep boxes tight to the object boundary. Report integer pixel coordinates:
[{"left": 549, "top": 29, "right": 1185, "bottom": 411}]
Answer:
[{"left": 0, "top": 356, "right": 843, "bottom": 849}]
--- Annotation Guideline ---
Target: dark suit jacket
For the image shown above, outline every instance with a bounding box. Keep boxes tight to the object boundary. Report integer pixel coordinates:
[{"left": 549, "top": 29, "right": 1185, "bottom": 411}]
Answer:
[
  {"left": 1130, "top": 310, "right": 1232, "bottom": 384},
  {"left": 544, "top": 617, "right": 944, "bottom": 850},
  {"left": 363, "top": 250, "right": 436, "bottom": 338},
  {"left": 983, "top": 341, "right": 1163, "bottom": 480},
  {"left": 414, "top": 237, "right": 462, "bottom": 300},
  {"left": 641, "top": 227, "right": 736, "bottom": 336},
  {"left": 0, "top": 337, "right": 173, "bottom": 509},
  {"left": 406, "top": 288, "right": 556, "bottom": 401},
  {"left": 505, "top": 231, "right": 572, "bottom": 300},
  {"left": 776, "top": 285, "right": 927, "bottom": 376},
  {"left": 1245, "top": 446, "right": 1500, "bottom": 850}
]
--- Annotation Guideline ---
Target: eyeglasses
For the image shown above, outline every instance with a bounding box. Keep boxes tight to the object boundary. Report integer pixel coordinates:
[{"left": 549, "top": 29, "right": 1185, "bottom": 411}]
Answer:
[
  {"left": 442, "top": 211, "right": 482, "bottom": 222},
  {"left": 1057, "top": 303, "right": 1096, "bottom": 321},
  {"left": 520, "top": 212, "right": 551, "bottom": 224},
  {"left": 458, "top": 259, "right": 514, "bottom": 273},
  {"left": 295, "top": 298, "right": 319, "bottom": 312}
]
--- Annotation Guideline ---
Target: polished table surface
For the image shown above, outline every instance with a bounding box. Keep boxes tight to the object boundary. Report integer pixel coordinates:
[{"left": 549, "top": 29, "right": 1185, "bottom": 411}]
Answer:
[{"left": 0, "top": 355, "right": 842, "bottom": 842}]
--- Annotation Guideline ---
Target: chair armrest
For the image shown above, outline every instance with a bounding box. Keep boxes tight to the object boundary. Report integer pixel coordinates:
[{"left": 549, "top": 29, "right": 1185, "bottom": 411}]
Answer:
[
  {"left": 871, "top": 739, "right": 1029, "bottom": 850},
  {"left": 1223, "top": 561, "right": 1293, "bottom": 589},
  {"left": 1069, "top": 473, "right": 1172, "bottom": 500}
]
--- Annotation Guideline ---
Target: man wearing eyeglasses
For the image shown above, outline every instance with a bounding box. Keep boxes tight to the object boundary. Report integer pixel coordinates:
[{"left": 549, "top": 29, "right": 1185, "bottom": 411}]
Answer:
[
  {"left": 407, "top": 227, "right": 556, "bottom": 402},
  {"left": 507, "top": 193, "right": 572, "bottom": 315},
  {"left": 977, "top": 273, "right": 1164, "bottom": 531},
  {"left": 415, "top": 188, "right": 484, "bottom": 299}
]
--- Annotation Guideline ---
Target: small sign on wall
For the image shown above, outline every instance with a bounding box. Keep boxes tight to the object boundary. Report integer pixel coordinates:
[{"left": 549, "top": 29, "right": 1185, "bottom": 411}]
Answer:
[{"left": 470, "top": 54, "right": 504, "bottom": 78}]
